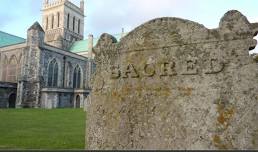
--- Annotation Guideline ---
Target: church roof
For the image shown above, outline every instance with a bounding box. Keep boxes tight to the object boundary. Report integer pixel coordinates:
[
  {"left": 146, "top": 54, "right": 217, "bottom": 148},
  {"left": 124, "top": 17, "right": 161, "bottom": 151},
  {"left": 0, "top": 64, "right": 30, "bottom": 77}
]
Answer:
[
  {"left": 69, "top": 33, "right": 127, "bottom": 53},
  {"left": 0, "top": 31, "right": 26, "bottom": 48},
  {"left": 28, "top": 22, "right": 44, "bottom": 32},
  {"left": 69, "top": 37, "right": 98, "bottom": 53}
]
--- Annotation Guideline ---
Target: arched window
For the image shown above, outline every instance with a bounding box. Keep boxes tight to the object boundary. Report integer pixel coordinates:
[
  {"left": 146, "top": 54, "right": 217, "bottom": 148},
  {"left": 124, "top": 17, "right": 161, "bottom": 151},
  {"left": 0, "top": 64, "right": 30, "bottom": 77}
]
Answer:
[
  {"left": 57, "top": 12, "right": 60, "bottom": 28},
  {"left": 48, "top": 59, "right": 59, "bottom": 87},
  {"left": 66, "top": 62, "right": 73, "bottom": 88},
  {"left": 67, "top": 13, "right": 70, "bottom": 29},
  {"left": 2, "top": 55, "right": 8, "bottom": 81},
  {"left": 17, "top": 55, "right": 23, "bottom": 77},
  {"left": 7, "top": 55, "right": 18, "bottom": 82},
  {"left": 78, "top": 19, "right": 80, "bottom": 34},
  {"left": 73, "top": 65, "right": 82, "bottom": 89},
  {"left": 46, "top": 16, "right": 49, "bottom": 30},
  {"left": 73, "top": 16, "right": 76, "bottom": 32},
  {"left": 51, "top": 14, "right": 54, "bottom": 29}
]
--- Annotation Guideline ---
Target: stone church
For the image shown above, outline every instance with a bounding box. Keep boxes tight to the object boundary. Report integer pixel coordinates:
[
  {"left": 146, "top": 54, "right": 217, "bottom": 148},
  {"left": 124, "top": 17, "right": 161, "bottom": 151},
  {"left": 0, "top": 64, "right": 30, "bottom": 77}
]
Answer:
[{"left": 0, "top": 0, "right": 97, "bottom": 109}]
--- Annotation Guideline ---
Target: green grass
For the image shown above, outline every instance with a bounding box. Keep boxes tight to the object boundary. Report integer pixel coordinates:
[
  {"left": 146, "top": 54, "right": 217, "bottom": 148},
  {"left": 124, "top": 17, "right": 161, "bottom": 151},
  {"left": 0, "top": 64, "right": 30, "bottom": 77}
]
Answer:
[{"left": 0, "top": 109, "right": 86, "bottom": 150}]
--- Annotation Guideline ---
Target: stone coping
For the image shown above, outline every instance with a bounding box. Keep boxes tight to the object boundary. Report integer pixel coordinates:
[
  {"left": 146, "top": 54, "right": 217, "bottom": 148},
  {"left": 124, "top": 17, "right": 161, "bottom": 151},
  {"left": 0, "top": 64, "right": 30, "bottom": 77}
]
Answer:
[
  {"left": 0, "top": 81, "right": 17, "bottom": 88},
  {"left": 41, "top": 87, "right": 90, "bottom": 93}
]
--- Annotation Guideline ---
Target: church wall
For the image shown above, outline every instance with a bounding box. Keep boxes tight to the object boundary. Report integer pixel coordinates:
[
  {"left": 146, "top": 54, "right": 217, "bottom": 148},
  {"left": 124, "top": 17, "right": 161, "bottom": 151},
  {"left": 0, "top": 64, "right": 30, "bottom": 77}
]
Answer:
[
  {"left": 41, "top": 92, "right": 59, "bottom": 109},
  {"left": 17, "top": 40, "right": 42, "bottom": 107},
  {"left": 0, "top": 88, "right": 12, "bottom": 108},
  {"left": 40, "top": 48, "right": 88, "bottom": 88},
  {"left": 0, "top": 82, "right": 17, "bottom": 108},
  {"left": 38, "top": 47, "right": 89, "bottom": 109},
  {"left": 0, "top": 46, "right": 26, "bottom": 83},
  {"left": 41, "top": 49, "right": 65, "bottom": 88},
  {"left": 59, "top": 93, "right": 73, "bottom": 107},
  {"left": 41, "top": 90, "right": 74, "bottom": 109},
  {"left": 0, "top": 45, "right": 90, "bottom": 109},
  {"left": 0, "top": 44, "right": 27, "bottom": 108}
]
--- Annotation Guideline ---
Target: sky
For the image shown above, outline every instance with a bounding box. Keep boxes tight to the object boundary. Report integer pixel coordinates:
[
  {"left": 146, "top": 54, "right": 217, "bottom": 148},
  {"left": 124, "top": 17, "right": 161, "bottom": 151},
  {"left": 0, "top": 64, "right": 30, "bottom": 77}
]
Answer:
[{"left": 0, "top": 0, "right": 257, "bottom": 52}]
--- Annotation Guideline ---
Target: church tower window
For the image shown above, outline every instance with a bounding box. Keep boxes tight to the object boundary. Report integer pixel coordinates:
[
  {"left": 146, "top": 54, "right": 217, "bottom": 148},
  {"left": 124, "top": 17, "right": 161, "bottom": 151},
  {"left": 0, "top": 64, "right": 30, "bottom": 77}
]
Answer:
[
  {"left": 78, "top": 19, "right": 80, "bottom": 34},
  {"left": 48, "top": 59, "right": 59, "bottom": 87},
  {"left": 51, "top": 14, "right": 54, "bottom": 29},
  {"left": 73, "top": 16, "right": 76, "bottom": 32},
  {"left": 57, "top": 12, "right": 60, "bottom": 28},
  {"left": 46, "top": 16, "right": 49, "bottom": 30},
  {"left": 67, "top": 13, "right": 70, "bottom": 29}
]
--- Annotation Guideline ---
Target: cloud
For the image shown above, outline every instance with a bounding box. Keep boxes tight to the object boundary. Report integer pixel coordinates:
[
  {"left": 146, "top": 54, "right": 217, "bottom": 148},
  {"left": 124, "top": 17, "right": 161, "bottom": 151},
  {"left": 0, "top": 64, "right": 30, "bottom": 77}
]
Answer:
[
  {"left": 0, "top": 0, "right": 41, "bottom": 38},
  {"left": 0, "top": 14, "right": 14, "bottom": 27},
  {"left": 84, "top": 0, "right": 258, "bottom": 53},
  {"left": 86, "top": 0, "right": 198, "bottom": 36},
  {"left": 85, "top": 0, "right": 258, "bottom": 38}
]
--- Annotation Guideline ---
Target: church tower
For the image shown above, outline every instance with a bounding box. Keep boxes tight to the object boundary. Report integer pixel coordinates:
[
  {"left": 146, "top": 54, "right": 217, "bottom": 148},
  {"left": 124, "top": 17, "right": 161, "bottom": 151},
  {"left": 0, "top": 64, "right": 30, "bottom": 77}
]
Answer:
[{"left": 42, "top": 0, "right": 84, "bottom": 50}]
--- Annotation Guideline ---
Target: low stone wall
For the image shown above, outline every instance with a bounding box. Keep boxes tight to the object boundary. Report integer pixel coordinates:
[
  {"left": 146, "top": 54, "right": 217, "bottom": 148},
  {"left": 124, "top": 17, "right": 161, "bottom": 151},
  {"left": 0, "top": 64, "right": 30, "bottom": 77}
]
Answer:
[
  {"left": 0, "top": 82, "right": 17, "bottom": 108},
  {"left": 40, "top": 88, "right": 90, "bottom": 109}
]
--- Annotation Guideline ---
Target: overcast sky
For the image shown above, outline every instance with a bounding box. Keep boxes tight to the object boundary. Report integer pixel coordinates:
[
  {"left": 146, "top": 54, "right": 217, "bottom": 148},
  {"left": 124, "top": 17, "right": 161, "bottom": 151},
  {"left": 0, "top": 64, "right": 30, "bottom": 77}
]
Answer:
[{"left": 0, "top": 0, "right": 257, "bottom": 52}]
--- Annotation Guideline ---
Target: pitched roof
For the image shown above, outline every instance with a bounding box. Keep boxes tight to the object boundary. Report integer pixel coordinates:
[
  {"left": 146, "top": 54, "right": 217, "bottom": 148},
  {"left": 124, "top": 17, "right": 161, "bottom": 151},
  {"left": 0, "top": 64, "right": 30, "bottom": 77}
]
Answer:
[
  {"left": 28, "top": 22, "right": 44, "bottom": 32},
  {"left": 69, "top": 38, "right": 98, "bottom": 53},
  {"left": 0, "top": 31, "right": 26, "bottom": 48},
  {"left": 69, "top": 33, "right": 127, "bottom": 53}
]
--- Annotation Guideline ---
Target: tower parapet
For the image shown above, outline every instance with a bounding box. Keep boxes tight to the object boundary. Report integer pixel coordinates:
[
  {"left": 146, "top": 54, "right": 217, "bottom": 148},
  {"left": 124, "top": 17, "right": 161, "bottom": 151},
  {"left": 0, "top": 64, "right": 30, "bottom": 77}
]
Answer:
[
  {"left": 65, "top": 0, "right": 84, "bottom": 14},
  {"left": 43, "top": 0, "right": 84, "bottom": 15},
  {"left": 43, "top": 0, "right": 67, "bottom": 9}
]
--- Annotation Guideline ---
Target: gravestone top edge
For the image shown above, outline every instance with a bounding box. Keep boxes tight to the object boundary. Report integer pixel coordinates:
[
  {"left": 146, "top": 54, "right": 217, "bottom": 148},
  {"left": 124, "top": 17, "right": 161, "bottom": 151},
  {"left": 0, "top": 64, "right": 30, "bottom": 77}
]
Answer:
[{"left": 93, "top": 10, "right": 257, "bottom": 56}]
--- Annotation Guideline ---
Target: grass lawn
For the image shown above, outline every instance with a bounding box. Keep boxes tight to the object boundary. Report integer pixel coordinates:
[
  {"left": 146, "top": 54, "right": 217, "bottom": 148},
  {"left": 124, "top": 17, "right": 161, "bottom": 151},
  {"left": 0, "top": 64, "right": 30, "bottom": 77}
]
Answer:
[{"left": 0, "top": 109, "right": 86, "bottom": 150}]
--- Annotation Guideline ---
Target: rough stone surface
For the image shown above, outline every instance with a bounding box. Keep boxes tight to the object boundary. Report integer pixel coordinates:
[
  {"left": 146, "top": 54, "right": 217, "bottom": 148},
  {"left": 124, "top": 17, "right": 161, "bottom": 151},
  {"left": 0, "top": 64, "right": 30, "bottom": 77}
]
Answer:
[{"left": 87, "top": 10, "right": 258, "bottom": 150}]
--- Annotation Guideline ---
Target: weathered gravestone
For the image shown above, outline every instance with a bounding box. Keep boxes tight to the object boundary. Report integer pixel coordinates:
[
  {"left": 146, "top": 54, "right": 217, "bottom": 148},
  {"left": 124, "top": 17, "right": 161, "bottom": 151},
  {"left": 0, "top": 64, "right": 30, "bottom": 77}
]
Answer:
[{"left": 87, "top": 10, "right": 258, "bottom": 150}]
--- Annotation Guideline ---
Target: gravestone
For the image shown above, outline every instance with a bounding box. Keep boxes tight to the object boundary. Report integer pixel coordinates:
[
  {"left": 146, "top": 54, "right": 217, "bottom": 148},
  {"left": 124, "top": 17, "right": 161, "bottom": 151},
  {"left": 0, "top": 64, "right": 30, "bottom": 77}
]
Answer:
[{"left": 87, "top": 10, "right": 258, "bottom": 150}]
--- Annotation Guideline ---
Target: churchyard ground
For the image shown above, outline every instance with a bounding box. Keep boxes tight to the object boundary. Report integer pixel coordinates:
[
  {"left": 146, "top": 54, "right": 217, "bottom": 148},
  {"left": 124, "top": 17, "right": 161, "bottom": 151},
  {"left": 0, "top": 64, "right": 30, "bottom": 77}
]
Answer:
[{"left": 0, "top": 109, "right": 85, "bottom": 150}]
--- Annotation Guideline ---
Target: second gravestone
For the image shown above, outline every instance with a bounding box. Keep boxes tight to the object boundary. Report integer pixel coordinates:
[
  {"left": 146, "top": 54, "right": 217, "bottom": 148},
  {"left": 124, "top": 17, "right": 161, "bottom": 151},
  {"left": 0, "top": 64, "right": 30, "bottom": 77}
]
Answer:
[{"left": 87, "top": 10, "right": 258, "bottom": 150}]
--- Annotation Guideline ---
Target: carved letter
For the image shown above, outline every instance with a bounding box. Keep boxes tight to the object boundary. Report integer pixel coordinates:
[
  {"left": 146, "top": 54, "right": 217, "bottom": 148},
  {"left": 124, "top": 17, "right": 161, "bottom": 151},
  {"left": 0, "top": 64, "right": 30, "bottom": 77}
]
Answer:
[
  {"left": 122, "top": 64, "right": 139, "bottom": 78},
  {"left": 110, "top": 65, "right": 121, "bottom": 79},
  {"left": 143, "top": 64, "right": 156, "bottom": 77},
  {"left": 205, "top": 58, "right": 225, "bottom": 74},
  {"left": 160, "top": 62, "right": 177, "bottom": 77},
  {"left": 182, "top": 58, "right": 198, "bottom": 75}
]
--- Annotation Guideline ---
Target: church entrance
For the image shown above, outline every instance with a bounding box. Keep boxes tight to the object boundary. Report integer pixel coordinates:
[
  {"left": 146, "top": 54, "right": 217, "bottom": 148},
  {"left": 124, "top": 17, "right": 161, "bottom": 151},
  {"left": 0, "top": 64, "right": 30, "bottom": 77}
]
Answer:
[
  {"left": 8, "top": 93, "right": 16, "bottom": 108},
  {"left": 76, "top": 95, "right": 80, "bottom": 108}
]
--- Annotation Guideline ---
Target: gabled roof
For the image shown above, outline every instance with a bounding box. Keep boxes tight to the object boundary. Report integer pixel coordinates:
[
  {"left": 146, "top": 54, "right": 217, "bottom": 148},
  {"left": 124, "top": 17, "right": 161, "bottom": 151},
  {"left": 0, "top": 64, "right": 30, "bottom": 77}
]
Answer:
[
  {"left": 69, "top": 33, "right": 127, "bottom": 53},
  {"left": 0, "top": 31, "right": 26, "bottom": 48},
  {"left": 28, "top": 22, "right": 44, "bottom": 32}
]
